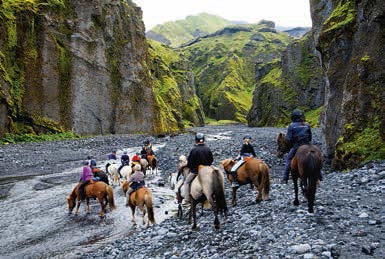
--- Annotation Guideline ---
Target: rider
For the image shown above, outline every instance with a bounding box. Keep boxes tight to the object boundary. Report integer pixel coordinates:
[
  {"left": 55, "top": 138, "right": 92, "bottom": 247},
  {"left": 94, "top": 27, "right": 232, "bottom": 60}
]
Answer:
[
  {"left": 143, "top": 139, "right": 153, "bottom": 149},
  {"left": 184, "top": 133, "right": 214, "bottom": 203},
  {"left": 125, "top": 164, "right": 145, "bottom": 204},
  {"left": 78, "top": 161, "right": 99, "bottom": 200},
  {"left": 118, "top": 151, "right": 130, "bottom": 177},
  {"left": 105, "top": 150, "right": 117, "bottom": 173},
  {"left": 87, "top": 156, "right": 97, "bottom": 169},
  {"left": 229, "top": 136, "right": 257, "bottom": 187},
  {"left": 131, "top": 152, "right": 141, "bottom": 168},
  {"left": 140, "top": 146, "right": 147, "bottom": 160},
  {"left": 281, "top": 109, "right": 321, "bottom": 184}
]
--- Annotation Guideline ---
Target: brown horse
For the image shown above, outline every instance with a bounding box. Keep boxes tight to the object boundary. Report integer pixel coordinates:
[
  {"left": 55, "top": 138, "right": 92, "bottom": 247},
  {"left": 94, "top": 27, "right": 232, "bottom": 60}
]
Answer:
[
  {"left": 221, "top": 158, "right": 270, "bottom": 206},
  {"left": 146, "top": 152, "right": 158, "bottom": 175},
  {"left": 122, "top": 182, "right": 155, "bottom": 226},
  {"left": 276, "top": 132, "right": 323, "bottom": 213},
  {"left": 178, "top": 166, "right": 227, "bottom": 229},
  {"left": 67, "top": 181, "right": 116, "bottom": 217}
]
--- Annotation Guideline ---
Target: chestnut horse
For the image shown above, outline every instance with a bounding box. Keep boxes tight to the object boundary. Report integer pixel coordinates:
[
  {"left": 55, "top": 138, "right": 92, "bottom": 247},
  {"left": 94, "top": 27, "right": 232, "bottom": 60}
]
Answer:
[
  {"left": 67, "top": 181, "right": 116, "bottom": 217},
  {"left": 276, "top": 132, "right": 323, "bottom": 213},
  {"left": 122, "top": 182, "right": 155, "bottom": 226},
  {"left": 221, "top": 158, "right": 270, "bottom": 206},
  {"left": 178, "top": 166, "right": 227, "bottom": 229}
]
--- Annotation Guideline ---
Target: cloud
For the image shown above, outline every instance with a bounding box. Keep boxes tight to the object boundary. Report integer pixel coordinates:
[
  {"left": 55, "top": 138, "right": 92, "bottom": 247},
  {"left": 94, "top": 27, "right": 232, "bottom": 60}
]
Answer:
[{"left": 133, "top": 0, "right": 312, "bottom": 30}]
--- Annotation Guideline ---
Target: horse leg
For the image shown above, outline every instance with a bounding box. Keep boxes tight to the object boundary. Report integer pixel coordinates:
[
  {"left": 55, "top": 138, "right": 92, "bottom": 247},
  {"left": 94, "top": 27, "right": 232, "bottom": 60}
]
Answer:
[
  {"left": 130, "top": 204, "right": 136, "bottom": 223},
  {"left": 74, "top": 199, "right": 81, "bottom": 215},
  {"left": 209, "top": 196, "right": 220, "bottom": 229},
  {"left": 293, "top": 175, "right": 299, "bottom": 206},
  {"left": 98, "top": 196, "right": 106, "bottom": 218},
  {"left": 86, "top": 198, "right": 90, "bottom": 214},
  {"left": 256, "top": 182, "right": 263, "bottom": 203},
  {"left": 191, "top": 200, "right": 198, "bottom": 229},
  {"left": 231, "top": 187, "right": 238, "bottom": 206}
]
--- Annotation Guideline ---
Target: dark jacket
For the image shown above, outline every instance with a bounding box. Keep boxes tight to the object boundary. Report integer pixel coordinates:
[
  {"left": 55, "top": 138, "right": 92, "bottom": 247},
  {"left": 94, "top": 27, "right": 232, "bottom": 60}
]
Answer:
[
  {"left": 121, "top": 154, "right": 130, "bottom": 164},
  {"left": 240, "top": 143, "right": 256, "bottom": 157},
  {"left": 286, "top": 120, "right": 312, "bottom": 148},
  {"left": 108, "top": 153, "right": 117, "bottom": 160},
  {"left": 187, "top": 143, "right": 214, "bottom": 173}
]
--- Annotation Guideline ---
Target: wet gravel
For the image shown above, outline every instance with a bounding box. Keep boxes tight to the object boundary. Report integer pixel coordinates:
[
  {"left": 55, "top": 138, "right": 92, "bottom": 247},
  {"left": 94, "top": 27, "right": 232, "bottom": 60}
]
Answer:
[{"left": 1, "top": 125, "right": 384, "bottom": 258}]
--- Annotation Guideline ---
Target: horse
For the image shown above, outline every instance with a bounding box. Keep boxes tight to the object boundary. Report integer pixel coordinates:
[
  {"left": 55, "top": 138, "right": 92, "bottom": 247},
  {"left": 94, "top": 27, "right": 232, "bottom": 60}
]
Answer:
[
  {"left": 276, "top": 132, "right": 323, "bottom": 213},
  {"left": 67, "top": 181, "right": 116, "bottom": 217},
  {"left": 121, "top": 182, "right": 155, "bottom": 226},
  {"left": 221, "top": 158, "right": 270, "bottom": 206},
  {"left": 107, "top": 163, "right": 131, "bottom": 185},
  {"left": 140, "top": 158, "right": 148, "bottom": 174},
  {"left": 178, "top": 166, "right": 227, "bottom": 229},
  {"left": 92, "top": 168, "right": 109, "bottom": 185},
  {"left": 146, "top": 155, "right": 158, "bottom": 175}
]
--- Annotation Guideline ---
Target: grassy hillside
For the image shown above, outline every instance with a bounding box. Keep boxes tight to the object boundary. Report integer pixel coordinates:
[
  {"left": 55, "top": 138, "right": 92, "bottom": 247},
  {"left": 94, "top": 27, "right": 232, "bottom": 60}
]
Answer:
[
  {"left": 148, "top": 40, "right": 204, "bottom": 132},
  {"left": 181, "top": 23, "right": 293, "bottom": 123},
  {"left": 148, "top": 13, "right": 232, "bottom": 47}
]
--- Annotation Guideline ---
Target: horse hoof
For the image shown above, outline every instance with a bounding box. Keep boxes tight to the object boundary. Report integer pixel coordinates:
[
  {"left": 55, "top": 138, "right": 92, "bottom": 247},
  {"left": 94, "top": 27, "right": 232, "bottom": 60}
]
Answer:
[
  {"left": 256, "top": 199, "right": 262, "bottom": 203},
  {"left": 293, "top": 200, "right": 299, "bottom": 206}
]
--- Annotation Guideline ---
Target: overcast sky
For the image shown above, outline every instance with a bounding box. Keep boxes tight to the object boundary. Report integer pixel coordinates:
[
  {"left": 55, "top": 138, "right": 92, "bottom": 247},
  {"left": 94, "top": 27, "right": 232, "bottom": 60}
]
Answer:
[{"left": 132, "top": 0, "right": 312, "bottom": 30}]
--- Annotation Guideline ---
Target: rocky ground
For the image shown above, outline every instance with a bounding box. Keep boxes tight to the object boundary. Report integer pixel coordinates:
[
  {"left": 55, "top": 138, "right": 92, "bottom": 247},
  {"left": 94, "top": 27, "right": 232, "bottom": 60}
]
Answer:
[{"left": 1, "top": 125, "right": 384, "bottom": 258}]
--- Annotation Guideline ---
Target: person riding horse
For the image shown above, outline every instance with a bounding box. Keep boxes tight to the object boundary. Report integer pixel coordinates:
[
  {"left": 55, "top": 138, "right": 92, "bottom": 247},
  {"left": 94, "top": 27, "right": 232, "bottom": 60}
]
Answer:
[
  {"left": 229, "top": 135, "right": 257, "bottom": 187},
  {"left": 184, "top": 132, "right": 214, "bottom": 203},
  {"left": 105, "top": 150, "right": 117, "bottom": 174},
  {"left": 78, "top": 161, "right": 100, "bottom": 200},
  {"left": 131, "top": 152, "right": 141, "bottom": 167},
  {"left": 281, "top": 109, "right": 323, "bottom": 184},
  {"left": 125, "top": 164, "right": 146, "bottom": 203},
  {"left": 118, "top": 151, "right": 130, "bottom": 177}
]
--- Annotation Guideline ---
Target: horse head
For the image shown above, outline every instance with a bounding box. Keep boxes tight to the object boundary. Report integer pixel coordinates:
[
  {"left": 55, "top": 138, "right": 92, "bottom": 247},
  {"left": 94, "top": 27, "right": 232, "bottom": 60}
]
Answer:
[
  {"left": 66, "top": 195, "right": 75, "bottom": 214},
  {"left": 220, "top": 158, "right": 236, "bottom": 174},
  {"left": 276, "top": 132, "right": 291, "bottom": 158}
]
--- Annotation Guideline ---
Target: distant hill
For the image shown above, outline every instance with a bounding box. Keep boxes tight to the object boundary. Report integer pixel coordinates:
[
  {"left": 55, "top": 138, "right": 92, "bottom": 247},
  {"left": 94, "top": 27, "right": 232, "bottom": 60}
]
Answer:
[
  {"left": 146, "top": 13, "right": 233, "bottom": 47},
  {"left": 283, "top": 27, "right": 311, "bottom": 38},
  {"left": 181, "top": 21, "right": 293, "bottom": 123}
]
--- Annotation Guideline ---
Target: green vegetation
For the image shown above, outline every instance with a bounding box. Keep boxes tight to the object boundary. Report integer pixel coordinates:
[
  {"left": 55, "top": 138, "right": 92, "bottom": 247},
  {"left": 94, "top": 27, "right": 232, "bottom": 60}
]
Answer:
[
  {"left": 181, "top": 23, "right": 293, "bottom": 123},
  {"left": 323, "top": 0, "right": 356, "bottom": 33},
  {"left": 305, "top": 106, "right": 323, "bottom": 128},
  {"left": 335, "top": 120, "right": 385, "bottom": 168},
  {"left": 0, "top": 131, "right": 80, "bottom": 145},
  {"left": 205, "top": 118, "right": 239, "bottom": 125},
  {"left": 149, "top": 13, "right": 233, "bottom": 47}
]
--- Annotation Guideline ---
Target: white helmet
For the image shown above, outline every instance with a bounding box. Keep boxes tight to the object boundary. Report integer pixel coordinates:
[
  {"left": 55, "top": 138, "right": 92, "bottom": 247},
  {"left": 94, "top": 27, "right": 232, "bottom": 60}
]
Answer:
[
  {"left": 134, "top": 164, "right": 141, "bottom": 171},
  {"left": 179, "top": 155, "right": 187, "bottom": 163}
]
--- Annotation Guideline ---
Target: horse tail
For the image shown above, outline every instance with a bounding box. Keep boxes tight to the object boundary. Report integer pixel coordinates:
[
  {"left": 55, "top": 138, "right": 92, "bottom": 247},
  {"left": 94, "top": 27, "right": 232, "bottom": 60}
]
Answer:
[
  {"left": 303, "top": 149, "right": 321, "bottom": 213},
  {"left": 106, "top": 185, "right": 116, "bottom": 210},
  {"left": 144, "top": 190, "right": 156, "bottom": 224},
  {"left": 212, "top": 167, "right": 228, "bottom": 214},
  {"left": 260, "top": 162, "right": 270, "bottom": 198}
]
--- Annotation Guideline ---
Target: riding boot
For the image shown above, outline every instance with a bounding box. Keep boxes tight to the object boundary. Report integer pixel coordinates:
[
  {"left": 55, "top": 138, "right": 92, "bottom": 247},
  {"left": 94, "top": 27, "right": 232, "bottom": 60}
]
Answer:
[
  {"left": 183, "top": 173, "right": 197, "bottom": 203},
  {"left": 281, "top": 164, "right": 290, "bottom": 184},
  {"left": 319, "top": 171, "right": 323, "bottom": 181},
  {"left": 230, "top": 172, "right": 240, "bottom": 187},
  {"left": 125, "top": 187, "right": 134, "bottom": 206}
]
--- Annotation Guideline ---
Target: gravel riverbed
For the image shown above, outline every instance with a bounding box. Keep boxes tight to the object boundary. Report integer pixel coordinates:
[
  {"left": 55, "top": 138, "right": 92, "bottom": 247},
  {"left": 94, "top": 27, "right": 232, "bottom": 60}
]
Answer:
[{"left": 1, "top": 125, "right": 384, "bottom": 258}]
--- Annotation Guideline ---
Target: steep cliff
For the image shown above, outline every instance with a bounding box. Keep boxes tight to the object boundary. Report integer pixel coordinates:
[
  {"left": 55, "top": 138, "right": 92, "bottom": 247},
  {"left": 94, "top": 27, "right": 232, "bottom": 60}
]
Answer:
[
  {"left": 311, "top": 0, "right": 385, "bottom": 168},
  {"left": 148, "top": 40, "right": 204, "bottom": 132},
  {"left": 247, "top": 33, "right": 325, "bottom": 126},
  {"left": 182, "top": 21, "right": 293, "bottom": 123},
  {"left": 0, "top": 0, "right": 161, "bottom": 136}
]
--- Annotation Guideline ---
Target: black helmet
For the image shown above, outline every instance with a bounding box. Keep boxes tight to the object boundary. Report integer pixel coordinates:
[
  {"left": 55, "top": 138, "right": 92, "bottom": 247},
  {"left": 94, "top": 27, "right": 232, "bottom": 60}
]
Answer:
[
  {"left": 291, "top": 109, "right": 304, "bottom": 122},
  {"left": 243, "top": 135, "right": 251, "bottom": 140},
  {"left": 144, "top": 139, "right": 150, "bottom": 145},
  {"left": 195, "top": 132, "right": 205, "bottom": 143}
]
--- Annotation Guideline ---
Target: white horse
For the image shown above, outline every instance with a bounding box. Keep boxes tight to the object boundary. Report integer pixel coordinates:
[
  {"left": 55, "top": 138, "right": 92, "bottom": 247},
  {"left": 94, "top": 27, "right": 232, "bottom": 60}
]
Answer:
[
  {"left": 120, "top": 165, "right": 132, "bottom": 181},
  {"left": 106, "top": 163, "right": 119, "bottom": 185},
  {"left": 140, "top": 159, "right": 148, "bottom": 174},
  {"left": 107, "top": 163, "right": 131, "bottom": 185}
]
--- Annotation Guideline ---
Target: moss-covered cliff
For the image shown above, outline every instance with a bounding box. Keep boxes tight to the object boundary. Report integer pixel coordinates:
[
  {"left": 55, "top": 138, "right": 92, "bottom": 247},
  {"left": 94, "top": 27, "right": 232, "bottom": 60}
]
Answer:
[
  {"left": 0, "top": 0, "right": 164, "bottom": 136},
  {"left": 182, "top": 21, "right": 293, "bottom": 123},
  {"left": 148, "top": 40, "right": 204, "bottom": 132},
  {"left": 311, "top": 0, "right": 385, "bottom": 168},
  {"left": 247, "top": 33, "right": 325, "bottom": 127}
]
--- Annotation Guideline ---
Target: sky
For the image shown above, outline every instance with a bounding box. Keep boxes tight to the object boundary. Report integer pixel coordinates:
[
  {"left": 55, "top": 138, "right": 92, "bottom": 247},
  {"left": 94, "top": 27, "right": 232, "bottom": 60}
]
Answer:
[{"left": 132, "top": 0, "right": 312, "bottom": 30}]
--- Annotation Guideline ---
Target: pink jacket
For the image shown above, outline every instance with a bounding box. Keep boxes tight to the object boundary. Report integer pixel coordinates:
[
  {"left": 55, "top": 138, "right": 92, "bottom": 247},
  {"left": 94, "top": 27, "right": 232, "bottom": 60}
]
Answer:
[{"left": 81, "top": 166, "right": 93, "bottom": 181}]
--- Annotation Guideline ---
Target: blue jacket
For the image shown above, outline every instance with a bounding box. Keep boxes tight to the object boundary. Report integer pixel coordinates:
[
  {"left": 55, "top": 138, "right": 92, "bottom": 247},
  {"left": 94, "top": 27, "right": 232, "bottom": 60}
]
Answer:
[{"left": 286, "top": 120, "right": 312, "bottom": 148}]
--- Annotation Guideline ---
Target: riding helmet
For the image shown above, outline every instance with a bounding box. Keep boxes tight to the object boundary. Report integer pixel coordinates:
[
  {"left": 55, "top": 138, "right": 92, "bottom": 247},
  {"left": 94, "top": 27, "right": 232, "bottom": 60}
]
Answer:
[
  {"left": 290, "top": 109, "right": 304, "bottom": 121},
  {"left": 195, "top": 132, "right": 205, "bottom": 143},
  {"left": 123, "top": 151, "right": 128, "bottom": 154},
  {"left": 243, "top": 135, "right": 251, "bottom": 140}
]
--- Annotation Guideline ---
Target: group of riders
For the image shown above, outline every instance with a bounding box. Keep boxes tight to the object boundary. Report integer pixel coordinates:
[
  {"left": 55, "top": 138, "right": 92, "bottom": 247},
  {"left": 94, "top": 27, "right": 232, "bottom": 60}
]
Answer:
[
  {"left": 76, "top": 108, "right": 323, "bottom": 210},
  {"left": 77, "top": 140, "right": 154, "bottom": 201}
]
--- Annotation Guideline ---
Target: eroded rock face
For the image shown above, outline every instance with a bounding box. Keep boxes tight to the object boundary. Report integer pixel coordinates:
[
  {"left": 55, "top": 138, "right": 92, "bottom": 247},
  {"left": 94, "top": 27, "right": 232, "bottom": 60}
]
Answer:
[
  {"left": 0, "top": 0, "right": 158, "bottom": 136},
  {"left": 311, "top": 0, "right": 385, "bottom": 168},
  {"left": 247, "top": 34, "right": 325, "bottom": 126}
]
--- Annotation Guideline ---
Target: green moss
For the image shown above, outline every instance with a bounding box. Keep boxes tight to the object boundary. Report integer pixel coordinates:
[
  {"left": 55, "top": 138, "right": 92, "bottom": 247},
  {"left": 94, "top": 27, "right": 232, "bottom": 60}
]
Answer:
[
  {"left": 335, "top": 119, "right": 385, "bottom": 168},
  {"left": 323, "top": 0, "right": 356, "bottom": 33},
  {"left": 0, "top": 131, "right": 80, "bottom": 145},
  {"left": 304, "top": 106, "right": 323, "bottom": 128}
]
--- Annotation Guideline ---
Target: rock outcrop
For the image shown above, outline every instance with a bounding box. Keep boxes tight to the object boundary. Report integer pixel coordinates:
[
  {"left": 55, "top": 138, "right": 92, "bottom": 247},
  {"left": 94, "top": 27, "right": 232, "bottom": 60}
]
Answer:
[
  {"left": 0, "top": 0, "right": 160, "bottom": 136},
  {"left": 311, "top": 0, "right": 385, "bottom": 168},
  {"left": 247, "top": 33, "right": 325, "bottom": 126}
]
